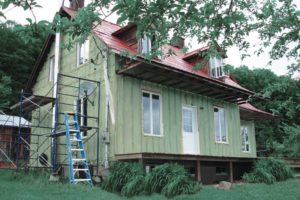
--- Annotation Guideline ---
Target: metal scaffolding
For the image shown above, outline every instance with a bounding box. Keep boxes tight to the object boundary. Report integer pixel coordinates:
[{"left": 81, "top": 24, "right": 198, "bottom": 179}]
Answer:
[{"left": 0, "top": 73, "right": 101, "bottom": 176}]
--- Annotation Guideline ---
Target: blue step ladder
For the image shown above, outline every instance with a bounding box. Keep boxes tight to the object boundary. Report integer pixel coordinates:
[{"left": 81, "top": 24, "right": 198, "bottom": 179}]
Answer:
[{"left": 64, "top": 112, "right": 93, "bottom": 186}]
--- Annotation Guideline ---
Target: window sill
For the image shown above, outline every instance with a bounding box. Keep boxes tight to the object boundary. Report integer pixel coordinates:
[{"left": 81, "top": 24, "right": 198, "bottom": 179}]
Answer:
[
  {"left": 215, "top": 141, "right": 229, "bottom": 145},
  {"left": 143, "top": 133, "right": 163, "bottom": 138},
  {"left": 242, "top": 151, "right": 251, "bottom": 153}
]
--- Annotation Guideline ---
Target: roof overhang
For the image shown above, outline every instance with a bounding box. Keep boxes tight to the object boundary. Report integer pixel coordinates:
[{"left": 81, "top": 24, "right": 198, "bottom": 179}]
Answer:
[
  {"left": 239, "top": 103, "right": 274, "bottom": 120},
  {"left": 116, "top": 59, "right": 254, "bottom": 103}
]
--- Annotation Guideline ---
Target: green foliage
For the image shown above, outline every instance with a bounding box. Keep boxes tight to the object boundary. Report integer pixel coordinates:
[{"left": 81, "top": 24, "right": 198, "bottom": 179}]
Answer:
[
  {"left": 0, "top": 72, "right": 12, "bottom": 108},
  {"left": 161, "top": 174, "right": 201, "bottom": 198},
  {"left": 229, "top": 66, "right": 300, "bottom": 157},
  {"left": 121, "top": 175, "right": 145, "bottom": 197},
  {"left": 0, "top": 22, "right": 46, "bottom": 109},
  {"left": 144, "top": 163, "right": 201, "bottom": 198},
  {"left": 101, "top": 161, "right": 145, "bottom": 194},
  {"left": 243, "top": 157, "right": 293, "bottom": 184},
  {"left": 275, "top": 125, "right": 300, "bottom": 158},
  {"left": 102, "top": 162, "right": 201, "bottom": 198},
  {"left": 144, "top": 163, "right": 188, "bottom": 194}
]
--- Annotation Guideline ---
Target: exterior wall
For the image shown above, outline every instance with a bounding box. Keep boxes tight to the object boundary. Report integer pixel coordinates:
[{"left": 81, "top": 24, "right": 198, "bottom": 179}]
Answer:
[
  {"left": 30, "top": 33, "right": 257, "bottom": 168},
  {"left": 111, "top": 56, "right": 257, "bottom": 158},
  {"left": 30, "top": 33, "right": 109, "bottom": 166}
]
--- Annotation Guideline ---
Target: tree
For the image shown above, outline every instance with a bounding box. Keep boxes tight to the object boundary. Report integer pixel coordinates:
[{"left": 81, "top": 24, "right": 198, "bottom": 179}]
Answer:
[
  {"left": 0, "top": 22, "right": 46, "bottom": 109},
  {"left": 228, "top": 65, "right": 300, "bottom": 157},
  {"left": 1, "top": 0, "right": 299, "bottom": 70}
]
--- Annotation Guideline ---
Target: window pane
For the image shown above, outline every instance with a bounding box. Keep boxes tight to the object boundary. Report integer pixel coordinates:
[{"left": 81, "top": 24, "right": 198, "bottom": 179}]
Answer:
[
  {"left": 214, "top": 109, "right": 220, "bottom": 141},
  {"left": 152, "top": 94, "right": 160, "bottom": 135},
  {"left": 183, "top": 109, "right": 193, "bottom": 133},
  {"left": 141, "top": 35, "right": 151, "bottom": 54},
  {"left": 219, "top": 108, "right": 226, "bottom": 142},
  {"left": 241, "top": 127, "right": 250, "bottom": 152},
  {"left": 143, "top": 93, "right": 151, "bottom": 134}
]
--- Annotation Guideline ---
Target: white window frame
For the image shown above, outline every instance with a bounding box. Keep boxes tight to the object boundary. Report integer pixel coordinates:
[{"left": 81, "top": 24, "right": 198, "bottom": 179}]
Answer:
[
  {"left": 139, "top": 35, "right": 152, "bottom": 54},
  {"left": 49, "top": 56, "right": 55, "bottom": 82},
  {"left": 214, "top": 106, "right": 228, "bottom": 143},
  {"left": 142, "top": 90, "right": 163, "bottom": 136},
  {"left": 77, "top": 38, "right": 90, "bottom": 66},
  {"left": 241, "top": 126, "right": 250, "bottom": 152},
  {"left": 209, "top": 56, "right": 224, "bottom": 78}
]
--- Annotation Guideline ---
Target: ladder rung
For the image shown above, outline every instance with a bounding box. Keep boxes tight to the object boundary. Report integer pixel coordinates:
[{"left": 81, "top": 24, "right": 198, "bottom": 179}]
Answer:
[
  {"left": 74, "top": 179, "right": 91, "bottom": 182},
  {"left": 72, "top": 158, "right": 86, "bottom": 161},
  {"left": 69, "top": 129, "right": 79, "bottom": 132},
  {"left": 71, "top": 149, "right": 84, "bottom": 151},
  {"left": 73, "top": 169, "right": 88, "bottom": 171},
  {"left": 70, "top": 139, "right": 81, "bottom": 142}
]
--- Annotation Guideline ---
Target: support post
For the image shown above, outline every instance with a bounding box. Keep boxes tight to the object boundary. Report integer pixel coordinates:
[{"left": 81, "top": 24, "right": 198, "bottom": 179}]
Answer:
[
  {"left": 196, "top": 160, "right": 201, "bottom": 182},
  {"left": 229, "top": 161, "right": 233, "bottom": 183}
]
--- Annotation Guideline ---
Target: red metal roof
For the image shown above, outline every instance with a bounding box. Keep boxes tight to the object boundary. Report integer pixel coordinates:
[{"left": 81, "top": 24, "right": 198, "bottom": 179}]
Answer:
[
  {"left": 239, "top": 103, "right": 274, "bottom": 117},
  {"left": 182, "top": 46, "right": 210, "bottom": 59},
  {"left": 46, "top": 7, "right": 253, "bottom": 95}
]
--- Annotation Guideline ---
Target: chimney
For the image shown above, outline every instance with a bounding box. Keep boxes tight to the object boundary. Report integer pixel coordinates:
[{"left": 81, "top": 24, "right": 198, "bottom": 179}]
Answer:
[
  {"left": 69, "top": 0, "right": 85, "bottom": 10},
  {"left": 172, "top": 37, "right": 185, "bottom": 49}
]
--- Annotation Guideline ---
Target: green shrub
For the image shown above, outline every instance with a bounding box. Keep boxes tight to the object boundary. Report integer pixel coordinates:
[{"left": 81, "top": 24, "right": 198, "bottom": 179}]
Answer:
[
  {"left": 101, "top": 161, "right": 145, "bottom": 194},
  {"left": 144, "top": 163, "right": 188, "bottom": 194},
  {"left": 145, "top": 163, "right": 201, "bottom": 197},
  {"left": 102, "top": 162, "right": 201, "bottom": 198},
  {"left": 121, "top": 175, "right": 145, "bottom": 197},
  {"left": 243, "top": 157, "right": 293, "bottom": 184},
  {"left": 161, "top": 175, "right": 201, "bottom": 198}
]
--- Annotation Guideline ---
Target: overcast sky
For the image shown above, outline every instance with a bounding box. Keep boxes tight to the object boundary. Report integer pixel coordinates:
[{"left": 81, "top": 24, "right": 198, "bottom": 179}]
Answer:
[{"left": 2, "top": 0, "right": 298, "bottom": 76}]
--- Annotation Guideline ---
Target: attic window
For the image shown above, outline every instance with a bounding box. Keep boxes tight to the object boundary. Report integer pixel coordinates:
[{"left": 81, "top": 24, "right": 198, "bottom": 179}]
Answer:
[
  {"left": 77, "top": 39, "right": 90, "bottom": 66},
  {"left": 139, "top": 35, "right": 152, "bottom": 54},
  {"left": 209, "top": 57, "right": 224, "bottom": 78}
]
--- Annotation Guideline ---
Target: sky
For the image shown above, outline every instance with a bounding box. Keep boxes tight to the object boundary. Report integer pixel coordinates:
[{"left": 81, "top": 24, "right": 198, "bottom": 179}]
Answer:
[{"left": 2, "top": 0, "right": 298, "bottom": 76}]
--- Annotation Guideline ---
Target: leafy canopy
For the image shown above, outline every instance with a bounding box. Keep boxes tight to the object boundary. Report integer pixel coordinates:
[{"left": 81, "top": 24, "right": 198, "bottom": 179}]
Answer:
[{"left": 1, "top": 0, "right": 299, "bottom": 70}]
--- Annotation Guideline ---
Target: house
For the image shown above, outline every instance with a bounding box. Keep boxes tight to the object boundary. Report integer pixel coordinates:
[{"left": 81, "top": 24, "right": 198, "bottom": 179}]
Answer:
[
  {"left": 19, "top": 0, "right": 273, "bottom": 184},
  {"left": 0, "top": 114, "right": 30, "bottom": 168}
]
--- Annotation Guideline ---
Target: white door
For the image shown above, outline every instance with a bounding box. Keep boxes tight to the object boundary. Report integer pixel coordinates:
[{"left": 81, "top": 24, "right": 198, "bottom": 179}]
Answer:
[{"left": 182, "top": 106, "right": 199, "bottom": 154}]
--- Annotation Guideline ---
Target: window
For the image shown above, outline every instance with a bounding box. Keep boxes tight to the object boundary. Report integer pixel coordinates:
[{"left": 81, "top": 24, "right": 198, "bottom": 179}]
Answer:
[
  {"left": 75, "top": 98, "right": 88, "bottom": 137},
  {"left": 241, "top": 126, "right": 250, "bottom": 152},
  {"left": 139, "top": 35, "right": 152, "bottom": 54},
  {"left": 214, "top": 107, "right": 227, "bottom": 143},
  {"left": 49, "top": 56, "right": 55, "bottom": 81},
  {"left": 216, "top": 166, "right": 228, "bottom": 175},
  {"left": 142, "top": 91, "right": 161, "bottom": 136},
  {"left": 209, "top": 56, "right": 224, "bottom": 78},
  {"left": 77, "top": 39, "right": 90, "bottom": 66}
]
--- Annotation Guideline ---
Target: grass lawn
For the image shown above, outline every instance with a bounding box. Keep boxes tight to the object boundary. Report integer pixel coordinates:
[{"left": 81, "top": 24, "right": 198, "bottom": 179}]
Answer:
[{"left": 0, "top": 169, "right": 300, "bottom": 200}]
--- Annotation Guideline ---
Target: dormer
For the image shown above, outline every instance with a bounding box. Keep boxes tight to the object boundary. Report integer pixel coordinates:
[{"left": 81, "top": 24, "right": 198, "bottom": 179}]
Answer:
[
  {"left": 183, "top": 46, "right": 226, "bottom": 78},
  {"left": 209, "top": 56, "right": 224, "bottom": 78}
]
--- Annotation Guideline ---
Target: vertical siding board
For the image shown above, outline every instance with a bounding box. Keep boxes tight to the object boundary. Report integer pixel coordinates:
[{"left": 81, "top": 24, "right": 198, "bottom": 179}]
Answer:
[{"left": 132, "top": 78, "right": 141, "bottom": 153}]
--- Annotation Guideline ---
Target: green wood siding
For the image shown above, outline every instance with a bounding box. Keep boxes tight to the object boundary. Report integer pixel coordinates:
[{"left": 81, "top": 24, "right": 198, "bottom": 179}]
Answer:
[{"left": 112, "top": 60, "right": 257, "bottom": 158}]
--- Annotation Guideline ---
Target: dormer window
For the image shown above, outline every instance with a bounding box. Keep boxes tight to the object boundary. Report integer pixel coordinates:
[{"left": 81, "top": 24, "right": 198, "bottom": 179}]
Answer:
[
  {"left": 139, "top": 35, "right": 152, "bottom": 54},
  {"left": 209, "top": 57, "right": 224, "bottom": 78}
]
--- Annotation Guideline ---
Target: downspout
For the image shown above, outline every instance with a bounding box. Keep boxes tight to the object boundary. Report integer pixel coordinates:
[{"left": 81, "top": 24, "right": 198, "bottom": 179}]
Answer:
[
  {"left": 51, "top": 28, "right": 61, "bottom": 171},
  {"left": 103, "top": 48, "right": 115, "bottom": 168}
]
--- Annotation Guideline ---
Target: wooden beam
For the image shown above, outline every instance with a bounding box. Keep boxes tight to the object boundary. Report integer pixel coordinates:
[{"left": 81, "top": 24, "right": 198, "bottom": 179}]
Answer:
[
  {"left": 229, "top": 161, "right": 233, "bottom": 183},
  {"left": 196, "top": 160, "right": 201, "bottom": 182}
]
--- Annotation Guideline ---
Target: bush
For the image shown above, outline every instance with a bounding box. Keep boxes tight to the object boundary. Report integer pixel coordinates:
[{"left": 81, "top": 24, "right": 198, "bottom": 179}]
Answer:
[
  {"left": 145, "top": 163, "right": 201, "bottom": 198},
  {"left": 161, "top": 175, "right": 202, "bottom": 198},
  {"left": 243, "top": 157, "right": 293, "bottom": 184},
  {"left": 102, "top": 162, "right": 201, "bottom": 198},
  {"left": 121, "top": 175, "right": 145, "bottom": 197},
  {"left": 101, "top": 161, "right": 145, "bottom": 194}
]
